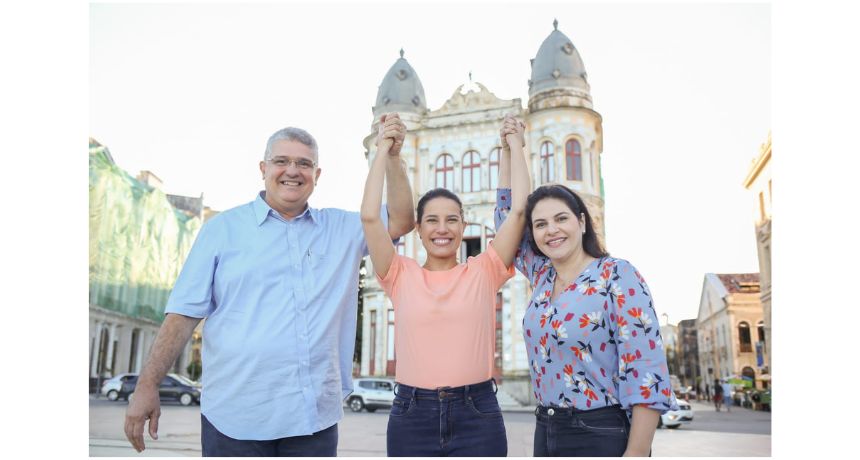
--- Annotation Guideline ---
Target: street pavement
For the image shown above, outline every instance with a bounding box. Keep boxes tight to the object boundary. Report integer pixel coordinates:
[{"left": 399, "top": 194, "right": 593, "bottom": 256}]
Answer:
[{"left": 90, "top": 396, "right": 770, "bottom": 456}]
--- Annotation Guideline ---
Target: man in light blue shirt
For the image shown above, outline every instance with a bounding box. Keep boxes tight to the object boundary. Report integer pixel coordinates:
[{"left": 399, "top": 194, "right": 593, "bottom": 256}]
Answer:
[{"left": 125, "top": 115, "right": 414, "bottom": 456}]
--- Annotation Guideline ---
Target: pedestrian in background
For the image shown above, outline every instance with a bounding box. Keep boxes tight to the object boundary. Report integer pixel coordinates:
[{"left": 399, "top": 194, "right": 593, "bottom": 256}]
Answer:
[
  {"left": 721, "top": 380, "right": 734, "bottom": 412},
  {"left": 713, "top": 379, "right": 724, "bottom": 412},
  {"left": 124, "top": 118, "right": 415, "bottom": 456}
]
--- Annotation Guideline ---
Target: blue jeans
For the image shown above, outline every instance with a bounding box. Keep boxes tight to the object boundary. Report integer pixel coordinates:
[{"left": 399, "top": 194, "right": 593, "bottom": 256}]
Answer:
[
  {"left": 201, "top": 414, "right": 338, "bottom": 456},
  {"left": 533, "top": 405, "right": 631, "bottom": 457},
  {"left": 387, "top": 379, "right": 507, "bottom": 457}
]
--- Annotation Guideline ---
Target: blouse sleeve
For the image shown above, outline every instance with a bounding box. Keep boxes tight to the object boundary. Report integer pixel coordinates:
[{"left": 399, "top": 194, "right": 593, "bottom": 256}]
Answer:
[
  {"left": 494, "top": 188, "right": 547, "bottom": 285},
  {"left": 610, "top": 259, "right": 679, "bottom": 413}
]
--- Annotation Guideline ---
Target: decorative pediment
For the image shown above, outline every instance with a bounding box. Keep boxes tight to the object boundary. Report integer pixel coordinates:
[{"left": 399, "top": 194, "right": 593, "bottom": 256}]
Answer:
[{"left": 433, "top": 82, "right": 511, "bottom": 115}]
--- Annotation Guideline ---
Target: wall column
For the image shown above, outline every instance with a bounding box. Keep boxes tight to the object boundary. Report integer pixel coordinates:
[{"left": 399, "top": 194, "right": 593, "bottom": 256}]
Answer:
[
  {"left": 90, "top": 320, "right": 103, "bottom": 378},
  {"left": 105, "top": 323, "right": 118, "bottom": 376},
  {"left": 134, "top": 329, "right": 145, "bottom": 373}
]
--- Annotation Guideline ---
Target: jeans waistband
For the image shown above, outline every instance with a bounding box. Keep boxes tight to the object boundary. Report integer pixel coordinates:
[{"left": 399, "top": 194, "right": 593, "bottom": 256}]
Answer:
[
  {"left": 535, "top": 404, "right": 624, "bottom": 417},
  {"left": 395, "top": 379, "right": 497, "bottom": 400}
]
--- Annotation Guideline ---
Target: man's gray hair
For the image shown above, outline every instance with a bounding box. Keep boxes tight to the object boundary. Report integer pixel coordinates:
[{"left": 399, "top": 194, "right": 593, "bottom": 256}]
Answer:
[{"left": 264, "top": 127, "right": 319, "bottom": 160}]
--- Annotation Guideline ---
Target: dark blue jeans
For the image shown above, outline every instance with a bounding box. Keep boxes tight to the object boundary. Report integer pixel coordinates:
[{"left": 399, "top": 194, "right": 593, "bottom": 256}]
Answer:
[
  {"left": 533, "top": 404, "right": 631, "bottom": 457},
  {"left": 387, "top": 379, "right": 507, "bottom": 457},
  {"left": 201, "top": 414, "right": 338, "bottom": 457}
]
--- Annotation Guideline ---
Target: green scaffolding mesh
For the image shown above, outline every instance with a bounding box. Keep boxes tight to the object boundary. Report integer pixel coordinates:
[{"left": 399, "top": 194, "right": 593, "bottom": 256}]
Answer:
[{"left": 89, "top": 139, "right": 202, "bottom": 322}]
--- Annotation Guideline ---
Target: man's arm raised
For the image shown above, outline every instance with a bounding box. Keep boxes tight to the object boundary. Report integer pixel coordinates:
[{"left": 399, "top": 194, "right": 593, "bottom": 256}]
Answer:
[{"left": 382, "top": 113, "right": 415, "bottom": 239}]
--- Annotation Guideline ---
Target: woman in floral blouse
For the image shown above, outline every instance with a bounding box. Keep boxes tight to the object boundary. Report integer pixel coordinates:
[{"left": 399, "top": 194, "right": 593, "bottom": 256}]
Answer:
[{"left": 495, "top": 132, "right": 677, "bottom": 456}]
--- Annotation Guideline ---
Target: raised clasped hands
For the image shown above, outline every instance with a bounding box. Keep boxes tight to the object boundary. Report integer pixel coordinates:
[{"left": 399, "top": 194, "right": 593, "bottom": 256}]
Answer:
[
  {"left": 500, "top": 113, "right": 525, "bottom": 150},
  {"left": 376, "top": 112, "right": 406, "bottom": 156}
]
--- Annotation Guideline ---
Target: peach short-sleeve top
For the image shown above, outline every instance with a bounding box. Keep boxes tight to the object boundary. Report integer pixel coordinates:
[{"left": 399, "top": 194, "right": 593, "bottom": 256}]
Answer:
[{"left": 376, "top": 242, "right": 514, "bottom": 389}]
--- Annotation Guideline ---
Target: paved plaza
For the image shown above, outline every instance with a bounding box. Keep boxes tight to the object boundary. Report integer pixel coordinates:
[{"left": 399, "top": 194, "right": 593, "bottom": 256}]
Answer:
[{"left": 90, "top": 396, "right": 770, "bottom": 456}]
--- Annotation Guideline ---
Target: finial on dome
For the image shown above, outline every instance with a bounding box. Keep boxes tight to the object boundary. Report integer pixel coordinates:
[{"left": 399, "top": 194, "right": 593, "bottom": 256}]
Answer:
[
  {"left": 400, "top": 48, "right": 404, "bottom": 58},
  {"left": 553, "top": 18, "right": 558, "bottom": 30}
]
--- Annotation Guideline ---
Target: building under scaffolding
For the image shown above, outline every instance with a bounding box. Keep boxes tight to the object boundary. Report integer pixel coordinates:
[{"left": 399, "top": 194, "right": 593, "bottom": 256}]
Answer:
[{"left": 88, "top": 138, "right": 214, "bottom": 393}]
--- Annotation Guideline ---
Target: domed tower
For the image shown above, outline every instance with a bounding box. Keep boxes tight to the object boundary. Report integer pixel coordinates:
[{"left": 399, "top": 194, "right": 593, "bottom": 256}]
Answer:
[
  {"left": 528, "top": 18, "right": 592, "bottom": 111},
  {"left": 364, "top": 49, "right": 426, "bottom": 160},
  {"left": 525, "top": 19, "right": 606, "bottom": 244},
  {"left": 372, "top": 49, "right": 427, "bottom": 119}
]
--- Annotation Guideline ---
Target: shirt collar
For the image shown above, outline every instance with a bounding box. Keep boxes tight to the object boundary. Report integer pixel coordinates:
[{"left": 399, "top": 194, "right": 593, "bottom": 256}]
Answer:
[{"left": 253, "top": 192, "right": 318, "bottom": 226}]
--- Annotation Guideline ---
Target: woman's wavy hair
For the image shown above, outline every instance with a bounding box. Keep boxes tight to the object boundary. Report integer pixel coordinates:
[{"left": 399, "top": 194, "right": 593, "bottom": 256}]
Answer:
[{"left": 524, "top": 184, "right": 608, "bottom": 259}]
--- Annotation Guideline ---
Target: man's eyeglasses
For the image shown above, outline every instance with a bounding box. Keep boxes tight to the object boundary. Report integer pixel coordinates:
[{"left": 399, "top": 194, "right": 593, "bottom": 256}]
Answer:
[{"left": 266, "top": 156, "right": 317, "bottom": 170}]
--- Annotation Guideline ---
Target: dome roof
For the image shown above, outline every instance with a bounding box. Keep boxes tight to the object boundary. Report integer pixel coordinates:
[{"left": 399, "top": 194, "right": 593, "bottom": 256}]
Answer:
[
  {"left": 373, "top": 49, "right": 427, "bottom": 116},
  {"left": 529, "top": 19, "right": 590, "bottom": 97}
]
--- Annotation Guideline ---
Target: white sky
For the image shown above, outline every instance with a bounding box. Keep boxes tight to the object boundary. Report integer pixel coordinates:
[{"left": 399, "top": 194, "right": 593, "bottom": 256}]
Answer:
[{"left": 89, "top": 2, "right": 770, "bottom": 324}]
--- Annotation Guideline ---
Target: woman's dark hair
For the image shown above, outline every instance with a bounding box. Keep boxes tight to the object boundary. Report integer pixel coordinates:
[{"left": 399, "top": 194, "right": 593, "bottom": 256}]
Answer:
[
  {"left": 417, "top": 188, "right": 463, "bottom": 222},
  {"left": 524, "top": 184, "right": 608, "bottom": 259}
]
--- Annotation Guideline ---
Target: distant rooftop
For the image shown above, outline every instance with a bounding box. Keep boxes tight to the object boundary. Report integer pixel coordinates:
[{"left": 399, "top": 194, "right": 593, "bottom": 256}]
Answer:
[
  {"left": 167, "top": 194, "right": 204, "bottom": 217},
  {"left": 716, "top": 273, "right": 760, "bottom": 294}
]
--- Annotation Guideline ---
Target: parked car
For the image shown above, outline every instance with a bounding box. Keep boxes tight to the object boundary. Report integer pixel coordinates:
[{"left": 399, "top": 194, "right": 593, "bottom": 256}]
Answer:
[
  {"left": 347, "top": 378, "right": 395, "bottom": 413},
  {"left": 100, "top": 373, "right": 138, "bottom": 401},
  {"left": 120, "top": 373, "right": 202, "bottom": 406},
  {"left": 658, "top": 400, "right": 693, "bottom": 429},
  {"left": 676, "top": 385, "right": 696, "bottom": 401}
]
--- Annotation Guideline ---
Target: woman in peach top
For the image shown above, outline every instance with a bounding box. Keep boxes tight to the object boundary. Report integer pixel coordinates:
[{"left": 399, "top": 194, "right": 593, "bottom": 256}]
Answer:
[{"left": 360, "top": 114, "right": 530, "bottom": 456}]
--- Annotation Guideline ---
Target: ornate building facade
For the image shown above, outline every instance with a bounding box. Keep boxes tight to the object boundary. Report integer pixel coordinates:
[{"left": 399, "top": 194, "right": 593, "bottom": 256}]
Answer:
[
  {"left": 695, "top": 273, "right": 766, "bottom": 390},
  {"left": 743, "top": 132, "right": 771, "bottom": 379},
  {"left": 358, "top": 21, "right": 606, "bottom": 402}
]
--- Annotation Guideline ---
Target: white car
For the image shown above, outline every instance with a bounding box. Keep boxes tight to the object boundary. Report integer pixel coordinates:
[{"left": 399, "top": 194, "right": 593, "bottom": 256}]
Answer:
[
  {"left": 347, "top": 378, "right": 395, "bottom": 413},
  {"left": 99, "top": 373, "right": 138, "bottom": 401},
  {"left": 659, "top": 400, "right": 693, "bottom": 429}
]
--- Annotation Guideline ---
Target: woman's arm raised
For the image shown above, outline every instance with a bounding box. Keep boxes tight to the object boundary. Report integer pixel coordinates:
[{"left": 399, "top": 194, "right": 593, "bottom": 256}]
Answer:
[
  {"left": 360, "top": 114, "right": 400, "bottom": 278},
  {"left": 491, "top": 116, "right": 530, "bottom": 267}
]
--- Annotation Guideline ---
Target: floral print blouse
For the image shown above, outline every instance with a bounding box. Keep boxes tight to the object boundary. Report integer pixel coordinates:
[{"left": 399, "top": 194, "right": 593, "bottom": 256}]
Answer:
[{"left": 496, "top": 189, "right": 678, "bottom": 413}]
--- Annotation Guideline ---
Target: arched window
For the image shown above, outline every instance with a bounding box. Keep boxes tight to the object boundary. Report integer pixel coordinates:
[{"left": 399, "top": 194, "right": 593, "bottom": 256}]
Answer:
[
  {"left": 489, "top": 147, "right": 500, "bottom": 190},
  {"left": 565, "top": 138, "right": 582, "bottom": 181},
  {"left": 738, "top": 321, "right": 752, "bottom": 352},
  {"left": 540, "top": 141, "right": 555, "bottom": 184},
  {"left": 462, "top": 151, "right": 481, "bottom": 192},
  {"left": 435, "top": 154, "right": 454, "bottom": 190},
  {"left": 757, "top": 320, "right": 766, "bottom": 345}
]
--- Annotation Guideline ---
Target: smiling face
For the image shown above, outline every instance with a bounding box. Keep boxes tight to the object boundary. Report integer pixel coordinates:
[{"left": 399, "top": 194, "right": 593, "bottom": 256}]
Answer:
[
  {"left": 530, "top": 197, "right": 587, "bottom": 262},
  {"left": 416, "top": 197, "right": 465, "bottom": 263},
  {"left": 259, "top": 139, "right": 321, "bottom": 218}
]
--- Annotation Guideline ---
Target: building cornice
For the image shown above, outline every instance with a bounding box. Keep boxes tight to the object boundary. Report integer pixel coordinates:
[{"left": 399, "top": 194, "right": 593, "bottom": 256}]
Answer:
[{"left": 743, "top": 131, "right": 772, "bottom": 188}]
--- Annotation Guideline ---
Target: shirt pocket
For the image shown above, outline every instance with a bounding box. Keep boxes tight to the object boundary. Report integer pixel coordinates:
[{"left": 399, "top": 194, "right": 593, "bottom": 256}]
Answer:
[{"left": 308, "top": 248, "right": 331, "bottom": 301}]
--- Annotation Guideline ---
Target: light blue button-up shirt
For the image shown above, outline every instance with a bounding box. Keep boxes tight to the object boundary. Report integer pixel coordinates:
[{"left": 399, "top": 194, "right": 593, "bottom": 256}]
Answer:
[{"left": 165, "top": 192, "right": 387, "bottom": 440}]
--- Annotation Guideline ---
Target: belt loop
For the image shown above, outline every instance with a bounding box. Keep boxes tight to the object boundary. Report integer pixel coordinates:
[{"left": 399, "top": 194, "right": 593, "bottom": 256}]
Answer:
[
  {"left": 465, "top": 382, "right": 471, "bottom": 400},
  {"left": 491, "top": 377, "right": 498, "bottom": 395},
  {"left": 411, "top": 385, "right": 417, "bottom": 406}
]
